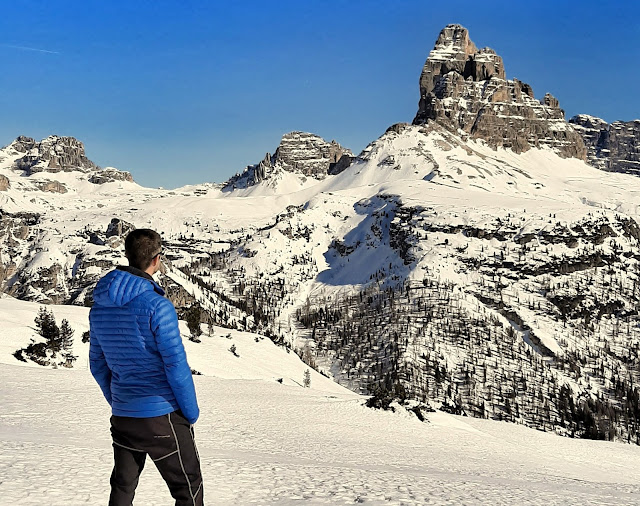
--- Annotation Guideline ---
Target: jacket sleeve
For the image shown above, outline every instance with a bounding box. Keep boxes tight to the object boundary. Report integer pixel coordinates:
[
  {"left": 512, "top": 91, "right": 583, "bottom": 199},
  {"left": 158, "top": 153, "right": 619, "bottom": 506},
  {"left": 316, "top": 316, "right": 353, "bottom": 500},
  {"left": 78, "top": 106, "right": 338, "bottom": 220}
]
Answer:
[
  {"left": 151, "top": 297, "right": 200, "bottom": 424},
  {"left": 88, "top": 321, "right": 112, "bottom": 406}
]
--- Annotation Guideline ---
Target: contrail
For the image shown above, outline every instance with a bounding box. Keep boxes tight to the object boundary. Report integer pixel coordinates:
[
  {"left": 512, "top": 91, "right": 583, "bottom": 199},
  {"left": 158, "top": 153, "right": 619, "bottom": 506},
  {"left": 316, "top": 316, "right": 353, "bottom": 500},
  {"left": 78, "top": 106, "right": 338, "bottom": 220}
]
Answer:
[{"left": 0, "top": 44, "right": 59, "bottom": 54}]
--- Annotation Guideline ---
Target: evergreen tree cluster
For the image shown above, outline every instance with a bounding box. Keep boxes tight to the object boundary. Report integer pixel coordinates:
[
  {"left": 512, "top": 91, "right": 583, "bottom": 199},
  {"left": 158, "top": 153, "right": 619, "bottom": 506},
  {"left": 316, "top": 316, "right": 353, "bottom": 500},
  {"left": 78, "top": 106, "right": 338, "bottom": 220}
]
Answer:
[
  {"left": 185, "top": 303, "right": 203, "bottom": 342},
  {"left": 153, "top": 198, "right": 640, "bottom": 445},
  {"left": 296, "top": 272, "right": 640, "bottom": 444},
  {"left": 13, "top": 307, "right": 77, "bottom": 367}
]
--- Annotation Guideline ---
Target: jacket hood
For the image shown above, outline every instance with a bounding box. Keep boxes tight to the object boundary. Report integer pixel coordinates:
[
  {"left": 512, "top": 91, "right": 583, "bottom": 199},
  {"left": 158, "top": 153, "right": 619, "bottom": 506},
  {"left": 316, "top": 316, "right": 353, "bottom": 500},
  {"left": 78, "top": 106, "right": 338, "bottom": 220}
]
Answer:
[{"left": 93, "top": 268, "right": 165, "bottom": 307}]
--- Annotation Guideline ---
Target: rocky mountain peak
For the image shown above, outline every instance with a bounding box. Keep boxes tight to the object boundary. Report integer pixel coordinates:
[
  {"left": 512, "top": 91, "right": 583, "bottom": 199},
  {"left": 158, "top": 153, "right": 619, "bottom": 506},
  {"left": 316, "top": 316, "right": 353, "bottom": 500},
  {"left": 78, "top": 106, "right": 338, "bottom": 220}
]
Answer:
[
  {"left": 273, "top": 131, "right": 353, "bottom": 176},
  {"left": 10, "top": 136, "right": 38, "bottom": 153},
  {"left": 9, "top": 135, "right": 97, "bottom": 174},
  {"left": 413, "top": 25, "right": 586, "bottom": 160},
  {"left": 418, "top": 24, "right": 505, "bottom": 99},
  {"left": 223, "top": 131, "right": 353, "bottom": 191},
  {"left": 1, "top": 135, "right": 133, "bottom": 184}
]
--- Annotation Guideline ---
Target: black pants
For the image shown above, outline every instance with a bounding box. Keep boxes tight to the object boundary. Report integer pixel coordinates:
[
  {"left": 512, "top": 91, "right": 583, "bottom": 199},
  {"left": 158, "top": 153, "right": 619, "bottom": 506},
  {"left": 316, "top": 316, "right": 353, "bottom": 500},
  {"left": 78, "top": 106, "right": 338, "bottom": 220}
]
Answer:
[{"left": 109, "top": 411, "right": 203, "bottom": 506}]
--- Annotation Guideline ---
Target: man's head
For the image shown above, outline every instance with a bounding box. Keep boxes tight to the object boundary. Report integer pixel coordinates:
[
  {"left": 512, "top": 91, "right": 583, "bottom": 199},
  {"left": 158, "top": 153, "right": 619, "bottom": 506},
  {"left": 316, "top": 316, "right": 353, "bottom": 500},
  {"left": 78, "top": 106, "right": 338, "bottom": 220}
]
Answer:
[{"left": 124, "top": 229, "right": 163, "bottom": 273}]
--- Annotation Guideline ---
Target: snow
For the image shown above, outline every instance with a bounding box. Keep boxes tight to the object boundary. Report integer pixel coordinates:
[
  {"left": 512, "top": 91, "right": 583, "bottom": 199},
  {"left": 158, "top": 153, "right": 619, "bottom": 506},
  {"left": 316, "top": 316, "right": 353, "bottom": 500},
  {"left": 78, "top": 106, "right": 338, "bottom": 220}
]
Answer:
[
  {"left": 0, "top": 295, "right": 343, "bottom": 392},
  {"left": 0, "top": 297, "right": 639, "bottom": 504},
  {"left": 571, "top": 114, "right": 607, "bottom": 124},
  {"left": 3, "top": 121, "right": 640, "bottom": 501},
  {"left": 1, "top": 369, "right": 639, "bottom": 505},
  {"left": 3, "top": 123, "right": 639, "bottom": 258}
]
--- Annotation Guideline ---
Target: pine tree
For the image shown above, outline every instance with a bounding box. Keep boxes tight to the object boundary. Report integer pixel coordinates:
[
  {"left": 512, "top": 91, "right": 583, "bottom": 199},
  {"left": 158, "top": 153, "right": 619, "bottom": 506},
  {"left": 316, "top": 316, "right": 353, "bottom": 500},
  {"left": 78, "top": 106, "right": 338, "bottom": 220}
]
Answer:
[
  {"left": 301, "top": 345, "right": 316, "bottom": 369},
  {"left": 59, "top": 319, "right": 74, "bottom": 352},
  {"left": 59, "top": 319, "right": 77, "bottom": 366},
  {"left": 303, "top": 369, "right": 311, "bottom": 388},
  {"left": 35, "top": 306, "right": 60, "bottom": 352},
  {"left": 185, "top": 303, "right": 202, "bottom": 342}
]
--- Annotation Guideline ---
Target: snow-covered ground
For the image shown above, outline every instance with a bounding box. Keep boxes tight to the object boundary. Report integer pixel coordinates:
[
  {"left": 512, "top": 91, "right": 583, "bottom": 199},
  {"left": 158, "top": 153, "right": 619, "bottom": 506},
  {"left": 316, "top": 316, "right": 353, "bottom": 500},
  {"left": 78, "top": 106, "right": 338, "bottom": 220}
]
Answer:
[
  {"left": 1, "top": 298, "right": 640, "bottom": 505},
  {"left": 2, "top": 364, "right": 640, "bottom": 505}
]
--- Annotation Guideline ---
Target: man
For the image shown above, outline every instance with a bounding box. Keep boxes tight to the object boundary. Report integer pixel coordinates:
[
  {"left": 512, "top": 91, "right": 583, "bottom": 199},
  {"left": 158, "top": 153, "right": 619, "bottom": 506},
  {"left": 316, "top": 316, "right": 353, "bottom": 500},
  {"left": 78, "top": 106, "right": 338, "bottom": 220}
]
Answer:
[{"left": 89, "top": 229, "right": 203, "bottom": 506}]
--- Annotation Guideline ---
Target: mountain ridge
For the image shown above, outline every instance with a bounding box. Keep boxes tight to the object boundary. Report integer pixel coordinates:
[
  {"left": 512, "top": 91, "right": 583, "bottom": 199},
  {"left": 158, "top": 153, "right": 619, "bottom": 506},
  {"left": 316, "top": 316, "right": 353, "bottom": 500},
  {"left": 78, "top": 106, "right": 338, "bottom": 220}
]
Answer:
[{"left": 1, "top": 24, "right": 640, "bottom": 444}]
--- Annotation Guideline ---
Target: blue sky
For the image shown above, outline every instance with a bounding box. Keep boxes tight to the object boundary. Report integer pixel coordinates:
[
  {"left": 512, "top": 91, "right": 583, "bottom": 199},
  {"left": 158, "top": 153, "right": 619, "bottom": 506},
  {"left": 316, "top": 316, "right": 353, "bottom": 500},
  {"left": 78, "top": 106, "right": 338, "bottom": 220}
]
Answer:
[{"left": 1, "top": 0, "right": 638, "bottom": 188}]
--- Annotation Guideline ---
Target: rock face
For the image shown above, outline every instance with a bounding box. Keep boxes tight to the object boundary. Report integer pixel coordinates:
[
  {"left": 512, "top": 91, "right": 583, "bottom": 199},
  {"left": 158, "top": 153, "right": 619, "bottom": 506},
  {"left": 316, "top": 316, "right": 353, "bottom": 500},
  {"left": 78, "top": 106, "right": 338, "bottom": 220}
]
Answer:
[
  {"left": 106, "top": 218, "right": 135, "bottom": 238},
  {"left": 88, "top": 168, "right": 134, "bottom": 184},
  {"left": 416, "top": 24, "right": 506, "bottom": 102},
  {"left": 273, "top": 131, "right": 352, "bottom": 176},
  {"left": 11, "top": 135, "right": 97, "bottom": 174},
  {"left": 2, "top": 135, "right": 133, "bottom": 184},
  {"left": 224, "top": 131, "right": 353, "bottom": 191},
  {"left": 34, "top": 180, "right": 67, "bottom": 193},
  {"left": 413, "top": 24, "right": 587, "bottom": 160},
  {"left": 0, "top": 175, "right": 9, "bottom": 191},
  {"left": 569, "top": 115, "right": 640, "bottom": 174},
  {"left": 10, "top": 135, "right": 37, "bottom": 153}
]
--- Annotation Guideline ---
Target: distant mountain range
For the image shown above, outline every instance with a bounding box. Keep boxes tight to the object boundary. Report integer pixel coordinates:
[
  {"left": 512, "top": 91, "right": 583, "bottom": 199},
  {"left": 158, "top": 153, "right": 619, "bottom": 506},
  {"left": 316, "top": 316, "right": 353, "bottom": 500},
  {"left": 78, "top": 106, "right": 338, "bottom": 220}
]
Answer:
[{"left": 2, "top": 24, "right": 640, "bottom": 444}]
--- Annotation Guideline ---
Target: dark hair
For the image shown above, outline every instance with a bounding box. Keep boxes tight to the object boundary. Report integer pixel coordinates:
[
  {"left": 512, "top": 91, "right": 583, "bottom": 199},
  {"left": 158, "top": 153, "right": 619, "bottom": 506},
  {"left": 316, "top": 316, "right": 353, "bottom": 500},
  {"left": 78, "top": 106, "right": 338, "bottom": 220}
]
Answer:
[{"left": 124, "top": 229, "right": 162, "bottom": 270}]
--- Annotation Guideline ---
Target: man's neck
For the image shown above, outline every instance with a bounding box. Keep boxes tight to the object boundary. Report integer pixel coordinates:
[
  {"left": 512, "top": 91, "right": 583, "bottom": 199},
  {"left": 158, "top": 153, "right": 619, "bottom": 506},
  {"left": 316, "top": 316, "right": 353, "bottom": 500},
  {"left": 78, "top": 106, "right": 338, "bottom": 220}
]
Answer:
[{"left": 117, "top": 265, "right": 154, "bottom": 281}]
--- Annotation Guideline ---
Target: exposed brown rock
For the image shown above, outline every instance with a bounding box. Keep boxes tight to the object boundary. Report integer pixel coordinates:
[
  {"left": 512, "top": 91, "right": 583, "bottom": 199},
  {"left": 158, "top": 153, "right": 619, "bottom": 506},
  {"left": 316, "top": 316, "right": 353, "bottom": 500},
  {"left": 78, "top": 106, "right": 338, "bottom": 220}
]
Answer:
[
  {"left": 273, "top": 132, "right": 353, "bottom": 177},
  {"left": 106, "top": 218, "right": 136, "bottom": 238},
  {"left": 224, "top": 132, "right": 353, "bottom": 191},
  {"left": 413, "top": 24, "right": 587, "bottom": 160},
  {"left": 569, "top": 115, "right": 640, "bottom": 175},
  {"left": 8, "top": 263, "right": 65, "bottom": 304},
  {"left": 34, "top": 180, "right": 67, "bottom": 193},
  {"left": 89, "top": 168, "right": 134, "bottom": 184},
  {"left": 1, "top": 135, "right": 136, "bottom": 184},
  {"left": 328, "top": 154, "right": 355, "bottom": 175},
  {"left": 13, "top": 135, "right": 97, "bottom": 174},
  {"left": 385, "top": 123, "right": 411, "bottom": 135},
  {"left": 11, "top": 136, "right": 37, "bottom": 153}
]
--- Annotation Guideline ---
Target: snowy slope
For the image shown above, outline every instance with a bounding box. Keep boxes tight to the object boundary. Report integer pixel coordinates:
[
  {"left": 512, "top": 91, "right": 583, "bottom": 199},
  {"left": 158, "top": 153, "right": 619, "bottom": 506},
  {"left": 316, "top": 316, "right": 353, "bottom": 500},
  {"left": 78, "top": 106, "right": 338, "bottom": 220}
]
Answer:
[
  {"left": 0, "top": 297, "right": 639, "bottom": 504},
  {"left": 0, "top": 295, "right": 344, "bottom": 393},
  {"left": 1, "top": 360, "right": 640, "bottom": 505},
  {"left": 2, "top": 121, "right": 640, "bottom": 442},
  {"left": 185, "top": 125, "right": 640, "bottom": 441}
]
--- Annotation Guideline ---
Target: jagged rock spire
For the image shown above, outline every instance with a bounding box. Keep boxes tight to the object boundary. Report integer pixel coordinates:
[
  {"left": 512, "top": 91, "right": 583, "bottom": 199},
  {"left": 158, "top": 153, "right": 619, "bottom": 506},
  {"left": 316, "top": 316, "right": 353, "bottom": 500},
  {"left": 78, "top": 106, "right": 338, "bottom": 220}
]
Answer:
[
  {"left": 417, "top": 24, "right": 505, "bottom": 106},
  {"left": 413, "top": 24, "right": 586, "bottom": 160}
]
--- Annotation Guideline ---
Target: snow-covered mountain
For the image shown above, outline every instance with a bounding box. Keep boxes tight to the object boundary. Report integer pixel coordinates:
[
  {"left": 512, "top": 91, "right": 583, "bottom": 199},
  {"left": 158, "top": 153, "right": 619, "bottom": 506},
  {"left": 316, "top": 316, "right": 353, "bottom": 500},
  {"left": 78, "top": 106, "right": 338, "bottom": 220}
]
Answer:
[
  {"left": 2, "top": 24, "right": 640, "bottom": 445},
  {"left": 3, "top": 299, "right": 639, "bottom": 505},
  {"left": 222, "top": 131, "right": 353, "bottom": 195},
  {"left": 413, "top": 24, "right": 586, "bottom": 160}
]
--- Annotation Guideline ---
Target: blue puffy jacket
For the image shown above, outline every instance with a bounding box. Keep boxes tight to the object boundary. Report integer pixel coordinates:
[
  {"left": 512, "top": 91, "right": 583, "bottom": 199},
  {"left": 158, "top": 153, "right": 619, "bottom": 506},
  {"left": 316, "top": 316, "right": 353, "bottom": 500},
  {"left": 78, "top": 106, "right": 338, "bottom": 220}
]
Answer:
[{"left": 89, "top": 267, "right": 199, "bottom": 424}]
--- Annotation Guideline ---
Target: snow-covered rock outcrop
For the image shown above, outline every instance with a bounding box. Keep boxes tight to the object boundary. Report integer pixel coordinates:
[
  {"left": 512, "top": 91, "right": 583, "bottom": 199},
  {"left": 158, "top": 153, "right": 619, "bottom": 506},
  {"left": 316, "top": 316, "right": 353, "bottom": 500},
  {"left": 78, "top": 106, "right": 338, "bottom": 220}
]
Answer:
[
  {"left": 0, "top": 135, "right": 133, "bottom": 183},
  {"left": 223, "top": 131, "right": 353, "bottom": 192},
  {"left": 3, "top": 24, "right": 640, "bottom": 445}
]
